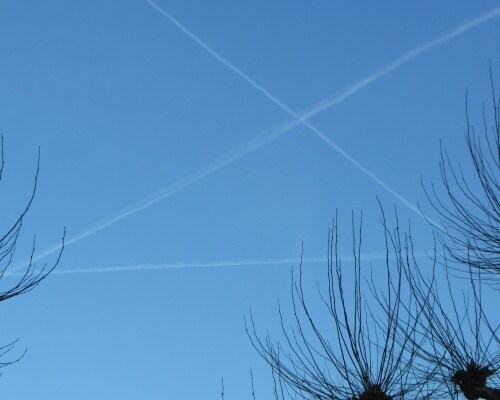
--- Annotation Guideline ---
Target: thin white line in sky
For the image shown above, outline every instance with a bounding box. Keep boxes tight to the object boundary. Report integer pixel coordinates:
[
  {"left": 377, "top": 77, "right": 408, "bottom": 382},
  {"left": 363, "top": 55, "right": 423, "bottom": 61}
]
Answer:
[
  {"left": 145, "top": 0, "right": 500, "bottom": 220},
  {"left": 11, "top": 122, "right": 294, "bottom": 270},
  {"left": 16, "top": 4, "right": 498, "bottom": 268},
  {"left": 7, "top": 252, "right": 428, "bottom": 276}
]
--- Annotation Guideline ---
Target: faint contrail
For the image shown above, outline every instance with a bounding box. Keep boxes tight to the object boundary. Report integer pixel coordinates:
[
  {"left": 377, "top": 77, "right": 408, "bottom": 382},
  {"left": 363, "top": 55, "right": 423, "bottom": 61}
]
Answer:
[
  {"left": 146, "top": 0, "right": 500, "bottom": 219},
  {"left": 17, "top": 4, "right": 498, "bottom": 268},
  {"left": 11, "top": 121, "right": 297, "bottom": 269},
  {"left": 7, "top": 251, "right": 428, "bottom": 276}
]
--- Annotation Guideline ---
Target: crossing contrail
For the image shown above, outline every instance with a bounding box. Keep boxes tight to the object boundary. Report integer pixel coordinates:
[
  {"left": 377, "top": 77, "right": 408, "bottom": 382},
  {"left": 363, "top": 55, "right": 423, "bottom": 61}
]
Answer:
[
  {"left": 146, "top": 0, "right": 500, "bottom": 219},
  {"left": 15, "top": 3, "right": 498, "bottom": 269},
  {"left": 7, "top": 251, "right": 428, "bottom": 276}
]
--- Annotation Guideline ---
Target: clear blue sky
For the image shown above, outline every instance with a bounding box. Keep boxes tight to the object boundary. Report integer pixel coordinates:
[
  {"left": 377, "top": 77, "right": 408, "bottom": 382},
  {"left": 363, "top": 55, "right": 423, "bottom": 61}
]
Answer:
[{"left": 0, "top": 1, "right": 499, "bottom": 398}]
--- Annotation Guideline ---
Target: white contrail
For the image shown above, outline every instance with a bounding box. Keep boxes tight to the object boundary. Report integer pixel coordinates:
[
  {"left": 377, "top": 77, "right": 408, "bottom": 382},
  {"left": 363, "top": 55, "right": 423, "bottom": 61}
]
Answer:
[
  {"left": 11, "top": 120, "right": 297, "bottom": 270},
  {"left": 7, "top": 251, "right": 428, "bottom": 276},
  {"left": 16, "top": 4, "right": 498, "bottom": 268},
  {"left": 146, "top": 0, "right": 500, "bottom": 220}
]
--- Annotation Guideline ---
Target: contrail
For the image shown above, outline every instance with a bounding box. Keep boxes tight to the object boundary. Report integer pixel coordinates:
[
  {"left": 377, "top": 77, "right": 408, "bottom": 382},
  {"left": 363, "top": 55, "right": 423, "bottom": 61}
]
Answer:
[
  {"left": 11, "top": 120, "right": 297, "bottom": 269},
  {"left": 16, "top": 4, "right": 498, "bottom": 268},
  {"left": 7, "top": 251, "right": 428, "bottom": 276},
  {"left": 146, "top": 0, "right": 500, "bottom": 219}
]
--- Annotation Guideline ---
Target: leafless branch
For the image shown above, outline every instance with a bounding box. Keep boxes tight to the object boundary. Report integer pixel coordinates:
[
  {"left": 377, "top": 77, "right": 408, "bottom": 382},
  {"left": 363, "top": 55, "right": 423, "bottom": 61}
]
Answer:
[
  {"left": 246, "top": 209, "right": 433, "bottom": 400},
  {"left": 423, "top": 66, "right": 500, "bottom": 283}
]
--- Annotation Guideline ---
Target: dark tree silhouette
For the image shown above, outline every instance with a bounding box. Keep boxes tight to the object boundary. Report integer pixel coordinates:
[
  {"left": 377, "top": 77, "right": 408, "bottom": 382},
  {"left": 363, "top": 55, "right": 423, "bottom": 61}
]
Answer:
[
  {"left": 244, "top": 212, "right": 498, "bottom": 400},
  {"left": 0, "top": 135, "right": 64, "bottom": 371},
  {"left": 405, "top": 72, "right": 500, "bottom": 398},
  {"left": 402, "top": 254, "right": 499, "bottom": 400},
  {"left": 236, "top": 73, "right": 499, "bottom": 400},
  {"left": 246, "top": 210, "right": 435, "bottom": 400},
  {"left": 423, "top": 69, "right": 500, "bottom": 282}
]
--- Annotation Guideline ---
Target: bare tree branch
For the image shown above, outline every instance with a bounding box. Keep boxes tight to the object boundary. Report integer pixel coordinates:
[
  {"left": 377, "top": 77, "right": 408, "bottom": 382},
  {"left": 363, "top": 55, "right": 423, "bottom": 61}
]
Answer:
[
  {"left": 423, "top": 66, "right": 500, "bottom": 283},
  {"left": 0, "top": 135, "right": 64, "bottom": 372},
  {"left": 246, "top": 209, "right": 433, "bottom": 400}
]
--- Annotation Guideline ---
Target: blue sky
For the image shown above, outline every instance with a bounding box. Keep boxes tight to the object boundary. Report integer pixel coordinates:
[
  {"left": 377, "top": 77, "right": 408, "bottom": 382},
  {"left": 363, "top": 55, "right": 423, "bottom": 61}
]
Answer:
[{"left": 0, "top": 1, "right": 499, "bottom": 398}]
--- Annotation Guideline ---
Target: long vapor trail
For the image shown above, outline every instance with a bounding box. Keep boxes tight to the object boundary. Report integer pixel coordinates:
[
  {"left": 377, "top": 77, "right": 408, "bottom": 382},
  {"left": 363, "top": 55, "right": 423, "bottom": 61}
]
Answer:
[
  {"left": 12, "top": 122, "right": 296, "bottom": 269},
  {"left": 17, "top": 3, "right": 499, "bottom": 267},
  {"left": 8, "top": 251, "right": 428, "bottom": 276},
  {"left": 146, "top": 0, "right": 500, "bottom": 219}
]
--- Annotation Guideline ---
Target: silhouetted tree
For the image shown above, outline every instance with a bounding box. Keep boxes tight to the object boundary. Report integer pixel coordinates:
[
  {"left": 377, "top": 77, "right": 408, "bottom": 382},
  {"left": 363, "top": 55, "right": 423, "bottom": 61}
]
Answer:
[
  {"left": 244, "top": 211, "right": 498, "bottom": 400},
  {"left": 402, "top": 256, "right": 499, "bottom": 400},
  {"left": 423, "top": 69, "right": 500, "bottom": 282},
  {"left": 0, "top": 135, "right": 64, "bottom": 372},
  {"left": 242, "top": 73, "right": 499, "bottom": 400},
  {"left": 246, "top": 210, "right": 435, "bottom": 400}
]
